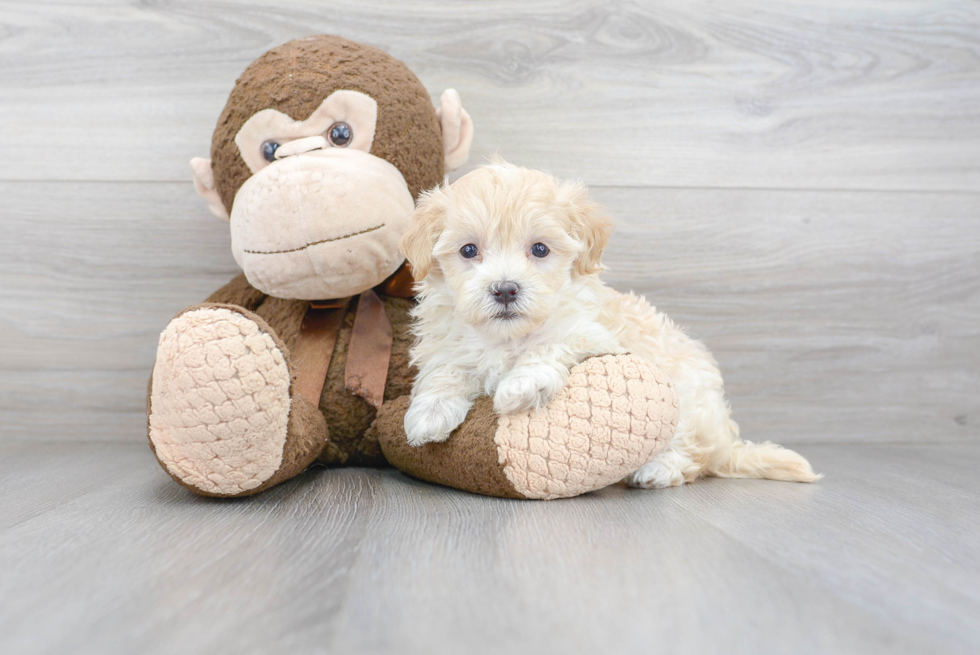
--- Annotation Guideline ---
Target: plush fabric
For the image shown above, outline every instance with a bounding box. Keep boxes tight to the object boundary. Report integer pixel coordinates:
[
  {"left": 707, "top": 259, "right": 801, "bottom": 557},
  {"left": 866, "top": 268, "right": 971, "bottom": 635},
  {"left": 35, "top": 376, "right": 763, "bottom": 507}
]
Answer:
[
  {"left": 195, "top": 276, "right": 414, "bottom": 469},
  {"left": 210, "top": 35, "right": 445, "bottom": 211},
  {"left": 315, "top": 294, "right": 415, "bottom": 466},
  {"left": 196, "top": 276, "right": 414, "bottom": 468},
  {"left": 230, "top": 149, "right": 415, "bottom": 299},
  {"left": 234, "top": 90, "right": 379, "bottom": 174},
  {"left": 148, "top": 306, "right": 292, "bottom": 496},
  {"left": 148, "top": 35, "right": 681, "bottom": 501},
  {"left": 436, "top": 89, "right": 474, "bottom": 172},
  {"left": 189, "top": 157, "right": 229, "bottom": 220},
  {"left": 495, "top": 355, "right": 677, "bottom": 499},
  {"left": 377, "top": 355, "right": 678, "bottom": 500},
  {"left": 373, "top": 395, "right": 525, "bottom": 498}
]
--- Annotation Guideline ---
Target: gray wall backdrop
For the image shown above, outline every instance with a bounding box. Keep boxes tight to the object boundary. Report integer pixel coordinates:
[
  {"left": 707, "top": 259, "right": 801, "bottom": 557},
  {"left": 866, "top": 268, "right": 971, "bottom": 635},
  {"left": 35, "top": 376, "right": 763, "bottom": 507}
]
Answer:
[{"left": 1, "top": 0, "right": 978, "bottom": 444}]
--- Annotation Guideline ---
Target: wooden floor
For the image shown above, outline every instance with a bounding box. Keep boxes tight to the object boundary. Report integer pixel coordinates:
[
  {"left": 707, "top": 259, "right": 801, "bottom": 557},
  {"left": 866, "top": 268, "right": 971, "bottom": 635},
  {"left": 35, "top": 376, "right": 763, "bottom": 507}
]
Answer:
[{"left": 1, "top": 441, "right": 978, "bottom": 655}]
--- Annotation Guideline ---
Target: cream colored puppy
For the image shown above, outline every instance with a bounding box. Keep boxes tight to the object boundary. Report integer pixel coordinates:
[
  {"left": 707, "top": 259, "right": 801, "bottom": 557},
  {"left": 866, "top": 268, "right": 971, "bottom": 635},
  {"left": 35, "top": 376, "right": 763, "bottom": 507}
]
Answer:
[{"left": 400, "top": 160, "right": 818, "bottom": 488}]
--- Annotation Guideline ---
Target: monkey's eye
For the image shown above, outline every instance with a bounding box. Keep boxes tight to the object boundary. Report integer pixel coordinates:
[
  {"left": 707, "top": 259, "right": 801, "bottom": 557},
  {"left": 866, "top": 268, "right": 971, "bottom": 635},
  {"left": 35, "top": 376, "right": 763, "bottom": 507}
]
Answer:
[
  {"left": 327, "top": 122, "right": 353, "bottom": 147},
  {"left": 262, "top": 141, "right": 280, "bottom": 163},
  {"left": 460, "top": 244, "right": 479, "bottom": 259},
  {"left": 530, "top": 243, "right": 550, "bottom": 258}
]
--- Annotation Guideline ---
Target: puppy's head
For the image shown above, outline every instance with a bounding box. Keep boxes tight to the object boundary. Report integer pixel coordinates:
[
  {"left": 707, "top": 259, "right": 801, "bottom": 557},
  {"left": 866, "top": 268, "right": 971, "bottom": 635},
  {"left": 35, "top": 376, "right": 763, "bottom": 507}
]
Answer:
[{"left": 401, "top": 158, "right": 612, "bottom": 339}]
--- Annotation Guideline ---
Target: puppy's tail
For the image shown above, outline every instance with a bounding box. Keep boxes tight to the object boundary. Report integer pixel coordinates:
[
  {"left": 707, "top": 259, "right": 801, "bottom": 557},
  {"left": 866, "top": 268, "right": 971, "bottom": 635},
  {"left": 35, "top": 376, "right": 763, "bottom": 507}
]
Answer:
[{"left": 710, "top": 440, "right": 821, "bottom": 483}]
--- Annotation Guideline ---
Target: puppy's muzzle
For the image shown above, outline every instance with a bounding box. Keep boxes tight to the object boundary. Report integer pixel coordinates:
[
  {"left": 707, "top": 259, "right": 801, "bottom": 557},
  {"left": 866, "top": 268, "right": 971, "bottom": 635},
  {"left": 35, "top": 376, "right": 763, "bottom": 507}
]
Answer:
[{"left": 490, "top": 281, "right": 521, "bottom": 306}]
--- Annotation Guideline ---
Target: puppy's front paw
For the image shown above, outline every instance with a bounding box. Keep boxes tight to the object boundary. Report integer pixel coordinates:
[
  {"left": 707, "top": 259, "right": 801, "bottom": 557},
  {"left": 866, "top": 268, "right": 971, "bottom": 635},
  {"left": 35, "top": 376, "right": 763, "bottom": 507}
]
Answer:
[
  {"left": 493, "top": 366, "right": 565, "bottom": 415},
  {"left": 404, "top": 396, "right": 471, "bottom": 447}
]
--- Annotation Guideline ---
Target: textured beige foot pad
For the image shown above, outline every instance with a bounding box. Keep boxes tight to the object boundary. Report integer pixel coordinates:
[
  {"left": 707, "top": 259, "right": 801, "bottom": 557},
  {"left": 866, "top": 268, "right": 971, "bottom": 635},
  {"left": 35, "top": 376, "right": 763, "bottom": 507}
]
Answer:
[
  {"left": 148, "top": 307, "right": 292, "bottom": 496},
  {"left": 378, "top": 354, "right": 679, "bottom": 500}
]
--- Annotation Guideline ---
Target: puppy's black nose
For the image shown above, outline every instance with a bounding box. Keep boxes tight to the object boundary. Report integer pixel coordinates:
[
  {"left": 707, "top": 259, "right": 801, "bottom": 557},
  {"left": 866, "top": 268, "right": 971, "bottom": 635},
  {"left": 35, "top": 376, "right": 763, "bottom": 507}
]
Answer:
[{"left": 491, "top": 281, "right": 520, "bottom": 305}]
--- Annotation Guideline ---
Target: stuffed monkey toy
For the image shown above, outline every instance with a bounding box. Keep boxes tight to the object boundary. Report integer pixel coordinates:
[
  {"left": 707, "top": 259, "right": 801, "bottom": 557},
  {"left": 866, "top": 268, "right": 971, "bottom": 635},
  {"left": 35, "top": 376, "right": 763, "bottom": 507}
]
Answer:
[{"left": 147, "top": 35, "right": 678, "bottom": 500}]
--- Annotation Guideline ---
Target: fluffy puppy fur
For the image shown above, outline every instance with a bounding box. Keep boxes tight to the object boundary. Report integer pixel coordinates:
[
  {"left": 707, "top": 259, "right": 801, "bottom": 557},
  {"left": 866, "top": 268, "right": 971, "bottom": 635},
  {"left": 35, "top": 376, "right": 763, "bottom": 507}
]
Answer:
[{"left": 400, "top": 160, "right": 819, "bottom": 488}]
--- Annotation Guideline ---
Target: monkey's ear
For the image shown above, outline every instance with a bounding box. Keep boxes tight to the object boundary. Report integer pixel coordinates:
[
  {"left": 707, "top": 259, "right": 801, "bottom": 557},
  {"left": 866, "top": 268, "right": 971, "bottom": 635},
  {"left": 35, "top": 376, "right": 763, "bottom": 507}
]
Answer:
[
  {"left": 436, "top": 89, "right": 474, "bottom": 173},
  {"left": 400, "top": 191, "right": 446, "bottom": 280},
  {"left": 190, "top": 158, "right": 230, "bottom": 220},
  {"left": 562, "top": 182, "right": 613, "bottom": 276}
]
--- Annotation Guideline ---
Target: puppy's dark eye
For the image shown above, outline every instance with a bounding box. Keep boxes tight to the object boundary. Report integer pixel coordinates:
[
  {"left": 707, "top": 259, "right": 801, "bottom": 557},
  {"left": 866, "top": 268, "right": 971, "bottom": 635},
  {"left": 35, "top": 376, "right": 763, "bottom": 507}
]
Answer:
[
  {"left": 327, "top": 122, "right": 353, "bottom": 147},
  {"left": 530, "top": 243, "right": 550, "bottom": 258},
  {"left": 262, "top": 141, "right": 280, "bottom": 162},
  {"left": 460, "top": 244, "right": 479, "bottom": 259}
]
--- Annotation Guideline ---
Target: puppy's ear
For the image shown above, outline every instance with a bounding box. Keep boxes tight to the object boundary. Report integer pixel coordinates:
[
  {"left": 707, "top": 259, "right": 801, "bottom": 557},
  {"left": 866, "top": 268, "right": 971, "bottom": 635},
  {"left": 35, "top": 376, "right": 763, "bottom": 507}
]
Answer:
[
  {"left": 401, "top": 190, "right": 446, "bottom": 280},
  {"left": 561, "top": 182, "right": 613, "bottom": 276}
]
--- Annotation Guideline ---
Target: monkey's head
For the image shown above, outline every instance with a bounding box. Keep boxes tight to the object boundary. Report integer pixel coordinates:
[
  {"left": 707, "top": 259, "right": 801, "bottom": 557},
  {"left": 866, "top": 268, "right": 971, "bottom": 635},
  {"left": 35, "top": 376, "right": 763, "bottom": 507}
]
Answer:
[{"left": 190, "top": 35, "right": 473, "bottom": 300}]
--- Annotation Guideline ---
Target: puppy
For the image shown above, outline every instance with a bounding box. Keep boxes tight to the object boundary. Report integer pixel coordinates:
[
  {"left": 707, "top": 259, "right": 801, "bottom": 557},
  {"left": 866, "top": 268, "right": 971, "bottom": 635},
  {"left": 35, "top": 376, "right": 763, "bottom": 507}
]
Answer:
[{"left": 399, "top": 160, "right": 818, "bottom": 488}]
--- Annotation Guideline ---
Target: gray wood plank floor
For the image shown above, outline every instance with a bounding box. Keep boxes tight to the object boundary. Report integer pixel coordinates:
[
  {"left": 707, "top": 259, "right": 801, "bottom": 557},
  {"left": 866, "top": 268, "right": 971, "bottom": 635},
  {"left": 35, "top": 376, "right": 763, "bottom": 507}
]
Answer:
[{"left": 1, "top": 441, "right": 978, "bottom": 655}]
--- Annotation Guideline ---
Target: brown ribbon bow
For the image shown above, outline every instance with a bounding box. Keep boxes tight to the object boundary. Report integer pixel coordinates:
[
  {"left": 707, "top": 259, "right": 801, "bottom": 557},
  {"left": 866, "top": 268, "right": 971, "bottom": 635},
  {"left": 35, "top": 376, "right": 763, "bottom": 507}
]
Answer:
[{"left": 291, "top": 264, "right": 414, "bottom": 409}]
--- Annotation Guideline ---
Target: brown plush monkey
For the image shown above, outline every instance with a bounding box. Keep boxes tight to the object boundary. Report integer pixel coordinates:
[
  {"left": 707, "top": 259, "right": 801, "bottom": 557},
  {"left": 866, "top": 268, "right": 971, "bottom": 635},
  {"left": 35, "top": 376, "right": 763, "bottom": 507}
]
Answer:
[{"left": 147, "top": 35, "right": 678, "bottom": 500}]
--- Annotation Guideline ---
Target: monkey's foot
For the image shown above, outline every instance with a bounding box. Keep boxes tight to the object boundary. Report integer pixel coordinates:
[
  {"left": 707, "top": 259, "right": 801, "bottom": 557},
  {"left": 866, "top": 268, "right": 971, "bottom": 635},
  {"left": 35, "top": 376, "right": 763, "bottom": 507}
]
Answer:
[
  {"left": 148, "top": 305, "right": 322, "bottom": 497},
  {"left": 378, "top": 354, "right": 679, "bottom": 500}
]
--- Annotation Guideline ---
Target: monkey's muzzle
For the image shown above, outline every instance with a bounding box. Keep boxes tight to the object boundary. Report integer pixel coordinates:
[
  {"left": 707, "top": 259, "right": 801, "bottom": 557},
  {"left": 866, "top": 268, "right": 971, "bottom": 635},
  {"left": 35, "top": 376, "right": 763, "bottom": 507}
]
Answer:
[{"left": 230, "top": 149, "right": 415, "bottom": 300}]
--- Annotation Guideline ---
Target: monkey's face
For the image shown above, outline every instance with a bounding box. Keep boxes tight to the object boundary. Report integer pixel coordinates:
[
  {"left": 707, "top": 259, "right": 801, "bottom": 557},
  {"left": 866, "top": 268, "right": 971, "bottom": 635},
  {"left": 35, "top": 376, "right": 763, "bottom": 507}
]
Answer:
[
  {"left": 226, "top": 90, "right": 414, "bottom": 300},
  {"left": 191, "top": 35, "right": 474, "bottom": 301}
]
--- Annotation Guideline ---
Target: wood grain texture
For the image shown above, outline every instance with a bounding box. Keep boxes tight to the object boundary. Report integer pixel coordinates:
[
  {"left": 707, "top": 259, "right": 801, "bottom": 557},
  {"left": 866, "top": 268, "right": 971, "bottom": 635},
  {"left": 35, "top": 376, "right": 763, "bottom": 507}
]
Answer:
[
  {"left": 0, "top": 0, "right": 978, "bottom": 189},
  {"left": 592, "top": 186, "right": 980, "bottom": 443},
  {"left": 2, "top": 181, "right": 976, "bottom": 443},
  {"left": 0, "top": 1, "right": 977, "bottom": 444},
  {"left": 0, "top": 181, "right": 239, "bottom": 440},
  {"left": 0, "top": 441, "right": 978, "bottom": 655},
  {"left": 3, "top": 4, "right": 978, "bottom": 653}
]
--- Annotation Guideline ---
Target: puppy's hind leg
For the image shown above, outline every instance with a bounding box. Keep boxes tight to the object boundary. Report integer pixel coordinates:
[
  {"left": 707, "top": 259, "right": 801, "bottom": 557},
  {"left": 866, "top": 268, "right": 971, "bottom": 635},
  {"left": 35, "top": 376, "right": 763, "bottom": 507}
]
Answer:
[{"left": 627, "top": 408, "right": 705, "bottom": 488}]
